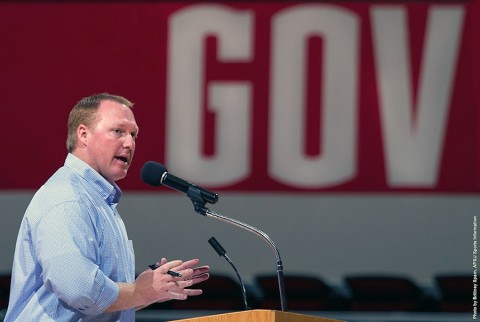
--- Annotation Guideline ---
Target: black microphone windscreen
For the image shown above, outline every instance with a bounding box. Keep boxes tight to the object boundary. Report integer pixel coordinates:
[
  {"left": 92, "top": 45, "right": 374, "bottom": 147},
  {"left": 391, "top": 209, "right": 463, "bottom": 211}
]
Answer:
[{"left": 141, "top": 161, "right": 167, "bottom": 186}]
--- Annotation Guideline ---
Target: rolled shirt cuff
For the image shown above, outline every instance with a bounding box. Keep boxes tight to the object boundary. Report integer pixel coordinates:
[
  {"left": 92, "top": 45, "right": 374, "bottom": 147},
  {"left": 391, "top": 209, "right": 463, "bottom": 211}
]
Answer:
[{"left": 78, "top": 274, "right": 119, "bottom": 316}]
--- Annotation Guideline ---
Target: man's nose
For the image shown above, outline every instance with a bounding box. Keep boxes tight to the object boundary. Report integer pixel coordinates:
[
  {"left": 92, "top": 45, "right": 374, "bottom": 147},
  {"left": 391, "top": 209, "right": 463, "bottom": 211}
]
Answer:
[{"left": 124, "top": 135, "right": 135, "bottom": 148}]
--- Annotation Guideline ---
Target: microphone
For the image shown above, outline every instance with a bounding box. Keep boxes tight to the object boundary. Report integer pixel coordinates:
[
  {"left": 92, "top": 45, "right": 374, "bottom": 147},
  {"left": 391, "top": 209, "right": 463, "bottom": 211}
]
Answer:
[
  {"left": 140, "top": 161, "right": 219, "bottom": 204},
  {"left": 208, "top": 236, "right": 249, "bottom": 310}
]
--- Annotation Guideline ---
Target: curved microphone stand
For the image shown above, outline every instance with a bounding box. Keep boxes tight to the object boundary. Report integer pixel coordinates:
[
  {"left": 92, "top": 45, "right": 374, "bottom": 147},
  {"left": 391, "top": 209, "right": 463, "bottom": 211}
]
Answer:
[{"left": 187, "top": 186, "right": 288, "bottom": 312}]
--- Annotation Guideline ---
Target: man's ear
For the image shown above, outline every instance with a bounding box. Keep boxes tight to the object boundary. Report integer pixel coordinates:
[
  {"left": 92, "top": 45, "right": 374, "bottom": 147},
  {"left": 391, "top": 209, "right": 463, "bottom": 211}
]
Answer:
[{"left": 77, "top": 124, "right": 89, "bottom": 147}]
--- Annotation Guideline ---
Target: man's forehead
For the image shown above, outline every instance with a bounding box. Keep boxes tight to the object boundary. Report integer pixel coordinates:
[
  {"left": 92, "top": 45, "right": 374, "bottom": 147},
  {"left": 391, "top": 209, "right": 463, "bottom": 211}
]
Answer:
[{"left": 97, "top": 101, "right": 138, "bottom": 127}]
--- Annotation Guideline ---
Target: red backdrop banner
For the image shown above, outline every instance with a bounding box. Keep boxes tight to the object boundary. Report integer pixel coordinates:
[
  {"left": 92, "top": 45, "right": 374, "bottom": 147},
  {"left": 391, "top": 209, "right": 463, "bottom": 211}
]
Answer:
[{"left": 0, "top": 1, "right": 478, "bottom": 193}]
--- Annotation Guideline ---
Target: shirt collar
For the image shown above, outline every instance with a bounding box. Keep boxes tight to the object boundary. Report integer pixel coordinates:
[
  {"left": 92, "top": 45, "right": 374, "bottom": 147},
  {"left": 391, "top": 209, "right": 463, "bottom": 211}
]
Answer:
[{"left": 65, "top": 153, "right": 122, "bottom": 205}]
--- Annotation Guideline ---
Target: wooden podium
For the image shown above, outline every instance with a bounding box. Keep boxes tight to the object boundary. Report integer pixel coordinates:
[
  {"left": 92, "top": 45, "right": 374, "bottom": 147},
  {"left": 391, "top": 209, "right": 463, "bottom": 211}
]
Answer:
[{"left": 169, "top": 309, "right": 346, "bottom": 322}]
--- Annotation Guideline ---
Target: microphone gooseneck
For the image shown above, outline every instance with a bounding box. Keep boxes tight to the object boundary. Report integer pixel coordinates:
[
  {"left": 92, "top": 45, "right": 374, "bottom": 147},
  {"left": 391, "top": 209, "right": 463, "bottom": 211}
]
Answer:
[
  {"left": 208, "top": 237, "right": 249, "bottom": 310},
  {"left": 187, "top": 186, "right": 287, "bottom": 311}
]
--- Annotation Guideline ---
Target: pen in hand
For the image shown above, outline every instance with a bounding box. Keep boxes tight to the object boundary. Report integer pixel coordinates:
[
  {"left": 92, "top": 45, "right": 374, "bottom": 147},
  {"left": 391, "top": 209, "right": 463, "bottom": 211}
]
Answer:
[{"left": 148, "top": 264, "right": 182, "bottom": 277}]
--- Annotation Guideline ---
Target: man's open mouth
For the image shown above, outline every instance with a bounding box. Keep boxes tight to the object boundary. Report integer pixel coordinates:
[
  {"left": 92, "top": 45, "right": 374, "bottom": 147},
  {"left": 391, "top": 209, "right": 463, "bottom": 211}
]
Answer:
[{"left": 115, "top": 156, "right": 129, "bottom": 164}]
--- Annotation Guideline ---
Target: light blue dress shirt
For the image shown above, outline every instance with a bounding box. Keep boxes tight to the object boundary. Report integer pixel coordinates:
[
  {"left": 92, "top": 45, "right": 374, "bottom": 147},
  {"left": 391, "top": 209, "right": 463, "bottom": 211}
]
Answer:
[{"left": 5, "top": 154, "right": 136, "bottom": 321}]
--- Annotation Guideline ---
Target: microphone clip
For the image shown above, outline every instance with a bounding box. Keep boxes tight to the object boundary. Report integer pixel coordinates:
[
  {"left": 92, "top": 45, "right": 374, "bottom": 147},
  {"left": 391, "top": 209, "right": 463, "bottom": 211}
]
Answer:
[{"left": 187, "top": 186, "right": 209, "bottom": 215}]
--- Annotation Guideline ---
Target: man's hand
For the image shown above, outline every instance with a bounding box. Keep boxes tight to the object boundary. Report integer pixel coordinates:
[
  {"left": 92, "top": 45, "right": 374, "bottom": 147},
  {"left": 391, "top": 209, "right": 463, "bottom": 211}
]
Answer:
[{"left": 107, "top": 258, "right": 210, "bottom": 312}]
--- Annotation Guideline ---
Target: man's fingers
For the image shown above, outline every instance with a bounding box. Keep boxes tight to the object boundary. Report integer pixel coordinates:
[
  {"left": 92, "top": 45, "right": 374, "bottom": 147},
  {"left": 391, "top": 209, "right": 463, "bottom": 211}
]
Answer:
[
  {"left": 166, "top": 290, "right": 188, "bottom": 300},
  {"left": 191, "top": 273, "right": 210, "bottom": 284},
  {"left": 183, "top": 288, "right": 203, "bottom": 297},
  {"left": 175, "top": 259, "right": 200, "bottom": 271},
  {"left": 158, "top": 260, "right": 183, "bottom": 273},
  {"left": 192, "top": 266, "right": 210, "bottom": 276}
]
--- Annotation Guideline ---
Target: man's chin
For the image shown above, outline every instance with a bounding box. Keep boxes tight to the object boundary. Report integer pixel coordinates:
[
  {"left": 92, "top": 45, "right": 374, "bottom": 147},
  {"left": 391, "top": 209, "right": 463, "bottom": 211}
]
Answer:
[
  {"left": 106, "top": 168, "right": 129, "bottom": 183},
  {"left": 114, "top": 171, "right": 129, "bottom": 182}
]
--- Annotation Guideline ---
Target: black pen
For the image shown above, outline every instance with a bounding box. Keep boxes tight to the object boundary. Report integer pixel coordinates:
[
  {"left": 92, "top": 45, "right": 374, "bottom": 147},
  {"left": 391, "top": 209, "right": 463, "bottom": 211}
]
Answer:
[{"left": 148, "top": 264, "right": 182, "bottom": 277}]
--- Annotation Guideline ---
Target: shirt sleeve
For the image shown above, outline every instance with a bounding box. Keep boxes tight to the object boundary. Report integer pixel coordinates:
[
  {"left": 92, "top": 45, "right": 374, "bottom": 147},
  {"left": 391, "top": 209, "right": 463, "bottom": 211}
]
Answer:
[{"left": 32, "top": 201, "right": 119, "bottom": 315}]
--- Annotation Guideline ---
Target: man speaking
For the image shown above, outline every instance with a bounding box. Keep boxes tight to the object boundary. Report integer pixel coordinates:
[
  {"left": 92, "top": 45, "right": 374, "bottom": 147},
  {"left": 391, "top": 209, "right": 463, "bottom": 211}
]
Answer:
[{"left": 5, "top": 93, "right": 210, "bottom": 321}]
